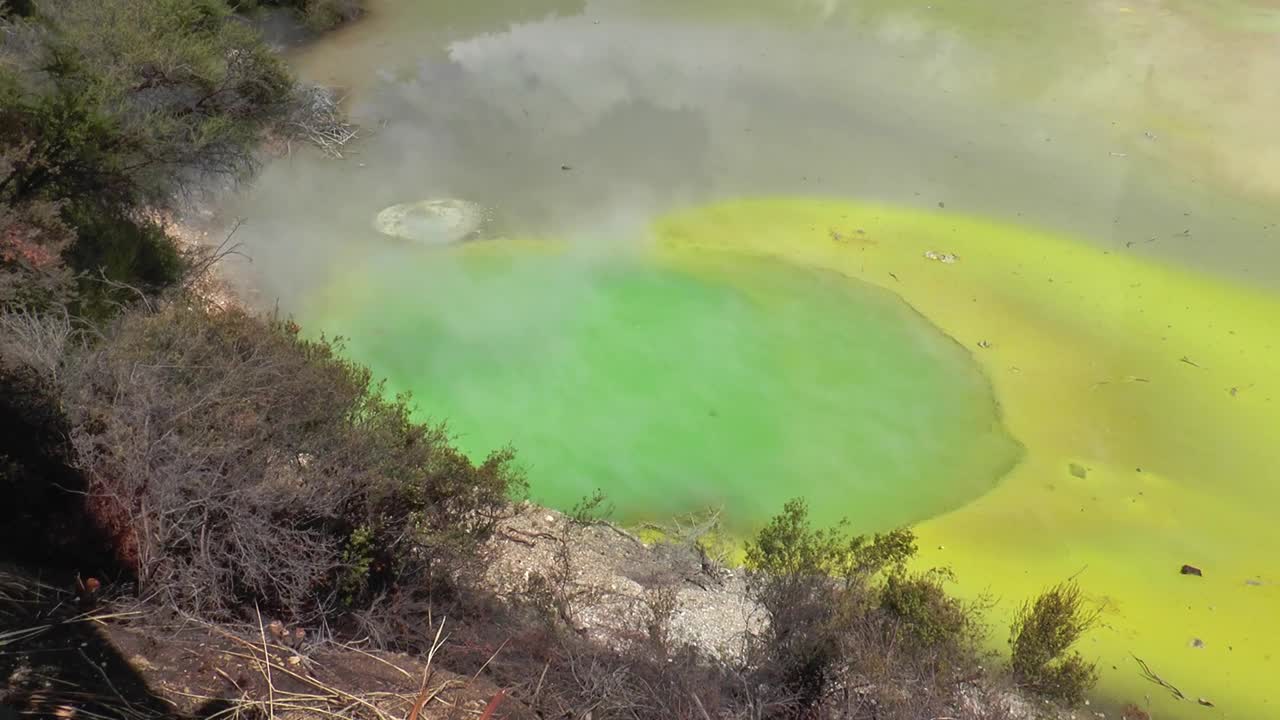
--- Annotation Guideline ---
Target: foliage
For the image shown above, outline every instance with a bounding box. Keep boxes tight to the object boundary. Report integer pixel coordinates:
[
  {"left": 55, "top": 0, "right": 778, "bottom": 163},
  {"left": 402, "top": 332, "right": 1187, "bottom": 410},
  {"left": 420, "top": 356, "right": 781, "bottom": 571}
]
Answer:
[
  {"left": 879, "top": 568, "right": 979, "bottom": 650},
  {"left": 745, "top": 498, "right": 916, "bottom": 582},
  {"left": 59, "top": 203, "right": 185, "bottom": 319},
  {"left": 0, "top": 196, "right": 74, "bottom": 310},
  {"left": 51, "top": 300, "right": 524, "bottom": 622},
  {"left": 236, "top": 0, "right": 364, "bottom": 31},
  {"left": 568, "top": 488, "right": 613, "bottom": 525},
  {"left": 0, "top": 0, "right": 33, "bottom": 18},
  {"left": 298, "top": 0, "right": 364, "bottom": 30},
  {"left": 0, "top": 0, "right": 291, "bottom": 314},
  {"left": 1009, "top": 580, "right": 1100, "bottom": 705},
  {"left": 743, "top": 498, "right": 918, "bottom": 710},
  {"left": 1, "top": 0, "right": 292, "bottom": 206}
]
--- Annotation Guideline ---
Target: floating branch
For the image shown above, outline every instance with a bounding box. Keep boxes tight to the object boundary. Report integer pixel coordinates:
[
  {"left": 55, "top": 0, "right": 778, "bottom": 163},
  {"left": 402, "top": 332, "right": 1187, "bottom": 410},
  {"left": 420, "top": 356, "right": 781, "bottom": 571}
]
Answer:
[{"left": 1132, "top": 653, "right": 1186, "bottom": 701}]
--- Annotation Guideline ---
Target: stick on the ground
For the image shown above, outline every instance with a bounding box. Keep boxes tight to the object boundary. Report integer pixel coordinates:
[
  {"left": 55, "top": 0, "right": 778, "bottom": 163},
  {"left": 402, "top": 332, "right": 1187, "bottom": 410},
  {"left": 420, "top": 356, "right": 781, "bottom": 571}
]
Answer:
[{"left": 256, "top": 603, "right": 277, "bottom": 719}]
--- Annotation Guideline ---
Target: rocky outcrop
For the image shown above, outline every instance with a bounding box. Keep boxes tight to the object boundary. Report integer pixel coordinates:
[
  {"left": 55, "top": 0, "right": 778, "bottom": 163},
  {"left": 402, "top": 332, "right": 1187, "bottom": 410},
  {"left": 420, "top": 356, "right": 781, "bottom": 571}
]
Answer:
[{"left": 484, "top": 505, "right": 764, "bottom": 662}]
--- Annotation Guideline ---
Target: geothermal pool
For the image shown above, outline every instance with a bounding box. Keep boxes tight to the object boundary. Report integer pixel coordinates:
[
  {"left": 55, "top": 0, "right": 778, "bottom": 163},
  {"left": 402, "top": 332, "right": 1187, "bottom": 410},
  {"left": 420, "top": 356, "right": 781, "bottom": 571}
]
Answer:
[
  {"left": 224, "top": 1, "right": 1280, "bottom": 717},
  {"left": 307, "top": 243, "right": 1020, "bottom": 529}
]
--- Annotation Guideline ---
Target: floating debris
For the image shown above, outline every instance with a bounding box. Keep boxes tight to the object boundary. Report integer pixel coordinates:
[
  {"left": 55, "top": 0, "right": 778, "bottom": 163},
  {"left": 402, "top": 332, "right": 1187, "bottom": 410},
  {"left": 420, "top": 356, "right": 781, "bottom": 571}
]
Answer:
[
  {"left": 923, "top": 250, "right": 959, "bottom": 264},
  {"left": 1190, "top": 638, "right": 1205, "bottom": 649},
  {"left": 286, "top": 84, "right": 360, "bottom": 158},
  {"left": 1069, "top": 463, "right": 1088, "bottom": 479},
  {"left": 1180, "top": 564, "right": 1203, "bottom": 577},
  {"left": 977, "top": 340, "right": 992, "bottom": 349}
]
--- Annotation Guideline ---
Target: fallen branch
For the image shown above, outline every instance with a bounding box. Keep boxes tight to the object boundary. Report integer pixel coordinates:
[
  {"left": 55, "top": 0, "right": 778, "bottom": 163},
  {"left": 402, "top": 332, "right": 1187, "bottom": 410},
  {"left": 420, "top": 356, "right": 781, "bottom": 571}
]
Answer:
[
  {"left": 284, "top": 84, "right": 360, "bottom": 159},
  {"left": 1132, "top": 653, "right": 1186, "bottom": 701}
]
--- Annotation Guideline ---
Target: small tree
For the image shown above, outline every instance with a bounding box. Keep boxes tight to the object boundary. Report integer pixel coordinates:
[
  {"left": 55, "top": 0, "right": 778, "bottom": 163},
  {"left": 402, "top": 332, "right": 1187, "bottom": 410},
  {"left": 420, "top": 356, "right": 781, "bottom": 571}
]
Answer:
[
  {"left": 1, "top": 0, "right": 294, "bottom": 315},
  {"left": 1009, "top": 580, "right": 1100, "bottom": 705},
  {"left": 744, "top": 498, "right": 916, "bottom": 710},
  {"left": 1, "top": 0, "right": 292, "bottom": 206}
]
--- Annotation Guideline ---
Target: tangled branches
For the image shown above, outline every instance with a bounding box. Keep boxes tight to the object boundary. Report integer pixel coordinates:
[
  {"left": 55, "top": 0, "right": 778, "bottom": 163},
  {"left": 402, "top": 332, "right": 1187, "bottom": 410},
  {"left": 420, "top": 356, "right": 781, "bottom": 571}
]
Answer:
[{"left": 284, "top": 84, "right": 360, "bottom": 158}]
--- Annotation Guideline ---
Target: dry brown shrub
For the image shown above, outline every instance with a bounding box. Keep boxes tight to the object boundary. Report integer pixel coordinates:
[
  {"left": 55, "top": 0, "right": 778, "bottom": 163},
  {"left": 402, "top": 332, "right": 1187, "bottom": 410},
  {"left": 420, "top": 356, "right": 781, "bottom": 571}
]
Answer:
[{"left": 57, "top": 299, "right": 523, "bottom": 623}]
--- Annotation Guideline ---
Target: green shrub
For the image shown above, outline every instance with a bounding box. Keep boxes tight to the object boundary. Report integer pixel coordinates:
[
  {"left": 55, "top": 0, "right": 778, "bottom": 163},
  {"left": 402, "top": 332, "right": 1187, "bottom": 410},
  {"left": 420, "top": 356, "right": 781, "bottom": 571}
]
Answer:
[
  {"left": 299, "top": 0, "right": 363, "bottom": 30},
  {"left": 2, "top": 0, "right": 291, "bottom": 206},
  {"left": 880, "top": 568, "right": 978, "bottom": 651},
  {"left": 0, "top": 0, "right": 34, "bottom": 18},
  {"left": 238, "top": 0, "right": 364, "bottom": 31},
  {"left": 745, "top": 498, "right": 916, "bottom": 582},
  {"left": 0, "top": 197, "right": 75, "bottom": 310},
  {"left": 1, "top": 0, "right": 293, "bottom": 313},
  {"left": 59, "top": 203, "right": 185, "bottom": 319},
  {"left": 743, "top": 498, "right": 917, "bottom": 709},
  {"left": 1009, "top": 580, "right": 1100, "bottom": 705}
]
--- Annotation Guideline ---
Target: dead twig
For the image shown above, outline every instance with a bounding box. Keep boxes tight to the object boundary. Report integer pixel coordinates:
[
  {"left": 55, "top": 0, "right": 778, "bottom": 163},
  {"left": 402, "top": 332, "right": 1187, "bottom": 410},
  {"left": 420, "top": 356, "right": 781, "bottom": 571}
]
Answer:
[
  {"left": 285, "top": 85, "right": 360, "bottom": 159},
  {"left": 1132, "top": 654, "right": 1186, "bottom": 701},
  {"left": 255, "top": 603, "right": 277, "bottom": 720}
]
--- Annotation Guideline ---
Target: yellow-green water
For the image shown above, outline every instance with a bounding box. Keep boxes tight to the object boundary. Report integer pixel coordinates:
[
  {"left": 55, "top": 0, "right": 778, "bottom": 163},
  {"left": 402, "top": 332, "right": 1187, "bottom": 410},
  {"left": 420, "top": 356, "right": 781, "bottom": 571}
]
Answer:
[
  {"left": 306, "top": 244, "right": 1021, "bottom": 530},
  {"left": 654, "top": 197, "right": 1280, "bottom": 719}
]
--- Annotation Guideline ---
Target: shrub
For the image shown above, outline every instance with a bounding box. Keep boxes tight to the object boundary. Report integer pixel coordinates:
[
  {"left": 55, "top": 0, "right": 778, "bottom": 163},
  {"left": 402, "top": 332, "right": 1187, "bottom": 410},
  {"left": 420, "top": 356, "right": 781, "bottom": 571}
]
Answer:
[
  {"left": 238, "top": 0, "right": 364, "bottom": 31},
  {"left": 0, "top": 0, "right": 33, "bottom": 17},
  {"left": 745, "top": 498, "right": 916, "bottom": 582},
  {"left": 879, "top": 568, "right": 979, "bottom": 652},
  {"left": 56, "top": 300, "right": 525, "bottom": 622},
  {"left": 1, "top": 0, "right": 292, "bottom": 206},
  {"left": 299, "top": 0, "right": 364, "bottom": 30},
  {"left": 0, "top": 197, "right": 74, "bottom": 310},
  {"left": 1009, "top": 580, "right": 1100, "bottom": 705},
  {"left": 59, "top": 203, "right": 185, "bottom": 319},
  {"left": 743, "top": 498, "right": 917, "bottom": 710},
  {"left": 1, "top": 0, "right": 294, "bottom": 315}
]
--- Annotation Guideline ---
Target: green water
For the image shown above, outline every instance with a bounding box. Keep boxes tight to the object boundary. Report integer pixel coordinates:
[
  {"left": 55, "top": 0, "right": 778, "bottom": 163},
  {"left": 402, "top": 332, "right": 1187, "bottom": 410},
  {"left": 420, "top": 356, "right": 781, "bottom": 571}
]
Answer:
[{"left": 307, "top": 244, "right": 1020, "bottom": 530}]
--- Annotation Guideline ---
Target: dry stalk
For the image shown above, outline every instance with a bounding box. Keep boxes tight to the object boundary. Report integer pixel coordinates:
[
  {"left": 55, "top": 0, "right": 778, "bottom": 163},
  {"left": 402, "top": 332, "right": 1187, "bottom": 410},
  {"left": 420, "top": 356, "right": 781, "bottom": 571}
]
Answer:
[
  {"left": 256, "top": 604, "right": 277, "bottom": 720},
  {"left": 1132, "top": 654, "right": 1186, "bottom": 701}
]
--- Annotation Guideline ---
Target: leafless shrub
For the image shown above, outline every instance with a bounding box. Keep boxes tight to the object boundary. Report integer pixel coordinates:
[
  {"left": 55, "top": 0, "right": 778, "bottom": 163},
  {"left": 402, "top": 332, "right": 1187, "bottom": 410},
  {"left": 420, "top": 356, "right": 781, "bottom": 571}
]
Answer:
[
  {"left": 641, "top": 585, "right": 678, "bottom": 654},
  {"left": 0, "top": 304, "right": 74, "bottom": 378},
  {"left": 57, "top": 298, "right": 523, "bottom": 623},
  {"left": 281, "top": 84, "right": 360, "bottom": 158},
  {"left": 642, "top": 506, "right": 733, "bottom": 582}
]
